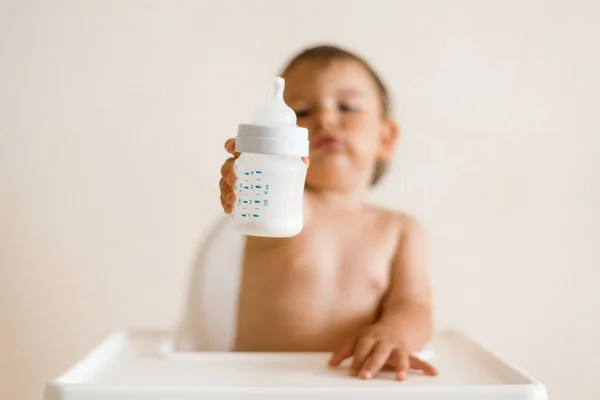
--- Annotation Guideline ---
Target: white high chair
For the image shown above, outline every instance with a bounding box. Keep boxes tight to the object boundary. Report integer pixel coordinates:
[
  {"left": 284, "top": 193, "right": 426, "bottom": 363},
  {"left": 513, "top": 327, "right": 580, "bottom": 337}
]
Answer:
[
  {"left": 43, "top": 216, "right": 548, "bottom": 400},
  {"left": 173, "top": 216, "right": 245, "bottom": 351}
]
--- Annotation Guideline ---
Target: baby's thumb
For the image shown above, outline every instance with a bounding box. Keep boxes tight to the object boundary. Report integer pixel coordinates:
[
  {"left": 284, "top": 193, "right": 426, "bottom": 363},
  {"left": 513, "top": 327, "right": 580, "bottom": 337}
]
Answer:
[{"left": 224, "top": 138, "right": 239, "bottom": 156}]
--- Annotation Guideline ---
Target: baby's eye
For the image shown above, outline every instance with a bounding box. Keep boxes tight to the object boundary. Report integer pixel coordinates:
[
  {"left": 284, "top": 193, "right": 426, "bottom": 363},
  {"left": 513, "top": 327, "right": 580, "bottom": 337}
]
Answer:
[
  {"left": 294, "top": 109, "right": 311, "bottom": 118},
  {"left": 339, "top": 103, "right": 359, "bottom": 113}
]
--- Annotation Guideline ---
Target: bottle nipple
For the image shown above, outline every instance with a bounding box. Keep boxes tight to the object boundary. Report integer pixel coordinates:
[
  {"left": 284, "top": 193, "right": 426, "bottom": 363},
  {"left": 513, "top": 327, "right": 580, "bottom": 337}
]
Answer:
[{"left": 250, "top": 77, "right": 297, "bottom": 127}]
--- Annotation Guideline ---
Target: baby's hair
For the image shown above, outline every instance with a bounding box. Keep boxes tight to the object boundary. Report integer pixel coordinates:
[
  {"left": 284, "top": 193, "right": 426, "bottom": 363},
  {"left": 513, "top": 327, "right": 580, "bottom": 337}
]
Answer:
[{"left": 279, "top": 44, "right": 392, "bottom": 185}]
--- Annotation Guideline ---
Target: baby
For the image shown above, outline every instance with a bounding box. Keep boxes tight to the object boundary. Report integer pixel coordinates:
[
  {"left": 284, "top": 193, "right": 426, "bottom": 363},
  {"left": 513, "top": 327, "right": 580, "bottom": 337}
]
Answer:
[{"left": 216, "top": 45, "right": 437, "bottom": 381}]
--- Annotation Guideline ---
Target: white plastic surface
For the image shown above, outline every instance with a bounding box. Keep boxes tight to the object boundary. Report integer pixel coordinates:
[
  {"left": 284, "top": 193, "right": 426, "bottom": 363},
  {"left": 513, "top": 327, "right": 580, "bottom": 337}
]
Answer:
[
  {"left": 173, "top": 216, "right": 245, "bottom": 351},
  {"left": 236, "top": 124, "right": 309, "bottom": 157},
  {"left": 44, "top": 329, "right": 547, "bottom": 400}
]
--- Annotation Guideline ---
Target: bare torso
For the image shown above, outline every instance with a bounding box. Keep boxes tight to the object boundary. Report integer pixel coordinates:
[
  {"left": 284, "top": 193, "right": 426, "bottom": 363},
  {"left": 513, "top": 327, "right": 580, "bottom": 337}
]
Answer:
[{"left": 234, "top": 196, "right": 405, "bottom": 351}]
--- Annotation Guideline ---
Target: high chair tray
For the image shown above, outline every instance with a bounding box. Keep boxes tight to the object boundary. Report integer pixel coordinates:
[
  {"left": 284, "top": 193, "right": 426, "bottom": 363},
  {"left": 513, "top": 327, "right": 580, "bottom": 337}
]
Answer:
[{"left": 43, "top": 329, "right": 546, "bottom": 400}]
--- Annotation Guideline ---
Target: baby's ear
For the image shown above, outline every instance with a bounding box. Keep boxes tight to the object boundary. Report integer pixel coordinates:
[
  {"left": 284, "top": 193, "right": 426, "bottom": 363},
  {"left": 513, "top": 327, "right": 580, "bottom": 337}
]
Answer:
[{"left": 378, "top": 119, "right": 399, "bottom": 161}]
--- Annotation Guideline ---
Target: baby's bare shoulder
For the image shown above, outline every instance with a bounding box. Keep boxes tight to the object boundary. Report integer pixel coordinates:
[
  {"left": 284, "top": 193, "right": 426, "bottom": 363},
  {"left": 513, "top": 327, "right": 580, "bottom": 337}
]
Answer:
[{"left": 367, "top": 205, "right": 423, "bottom": 234}]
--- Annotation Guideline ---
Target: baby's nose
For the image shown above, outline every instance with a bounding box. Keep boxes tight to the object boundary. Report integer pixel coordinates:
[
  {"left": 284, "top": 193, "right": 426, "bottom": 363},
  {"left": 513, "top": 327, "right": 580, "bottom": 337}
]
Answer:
[{"left": 313, "top": 107, "right": 339, "bottom": 130}]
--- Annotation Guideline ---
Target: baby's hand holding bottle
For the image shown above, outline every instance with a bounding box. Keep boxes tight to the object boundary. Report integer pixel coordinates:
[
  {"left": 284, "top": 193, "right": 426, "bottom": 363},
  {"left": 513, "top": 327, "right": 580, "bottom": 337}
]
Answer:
[
  {"left": 219, "top": 137, "right": 309, "bottom": 215},
  {"left": 219, "top": 138, "right": 239, "bottom": 215}
]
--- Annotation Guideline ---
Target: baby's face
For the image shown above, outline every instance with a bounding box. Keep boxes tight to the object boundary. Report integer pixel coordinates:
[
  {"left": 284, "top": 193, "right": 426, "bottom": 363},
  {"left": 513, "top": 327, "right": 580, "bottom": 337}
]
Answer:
[{"left": 283, "top": 59, "right": 397, "bottom": 191}]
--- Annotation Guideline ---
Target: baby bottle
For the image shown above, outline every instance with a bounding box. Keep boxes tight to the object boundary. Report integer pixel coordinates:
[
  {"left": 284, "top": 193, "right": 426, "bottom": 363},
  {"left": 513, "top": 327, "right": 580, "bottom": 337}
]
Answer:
[{"left": 232, "top": 77, "right": 309, "bottom": 237}]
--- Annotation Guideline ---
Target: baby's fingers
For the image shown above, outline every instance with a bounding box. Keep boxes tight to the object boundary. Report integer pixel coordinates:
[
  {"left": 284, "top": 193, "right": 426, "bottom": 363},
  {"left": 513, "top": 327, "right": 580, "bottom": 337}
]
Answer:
[
  {"left": 350, "top": 338, "right": 376, "bottom": 376},
  {"left": 329, "top": 336, "right": 356, "bottom": 367},
  {"left": 220, "top": 194, "right": 233, "bottom": 214},
  {"left": 409, "top": 355, "right": 439, "bottom": 376},
  {"left": 390, "top": 348, "right": 410, "bottom": 381},
  {"left": 358, "top": 341, "right": 392, "bottom": 380},
  {"left": 220, "top": 157, "right": 237, "bottom": 186},
  {"left": 224, "top": 138, "right": 240, "bottom": 156},
  {"left": 220, "top": 178, "right": 235, "bottom": 203},
  {"left": 219, "top": 179, "right": 235, "bottom": 214},
  {"left": 220, "top": 139, "right": 239, "bottom": 215}
]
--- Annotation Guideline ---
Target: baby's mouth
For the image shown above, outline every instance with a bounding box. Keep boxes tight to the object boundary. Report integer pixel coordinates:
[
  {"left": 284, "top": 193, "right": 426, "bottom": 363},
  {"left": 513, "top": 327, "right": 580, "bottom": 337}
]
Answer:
[{"left": 311, "top": 136, "right": 344, "bottom": 151}]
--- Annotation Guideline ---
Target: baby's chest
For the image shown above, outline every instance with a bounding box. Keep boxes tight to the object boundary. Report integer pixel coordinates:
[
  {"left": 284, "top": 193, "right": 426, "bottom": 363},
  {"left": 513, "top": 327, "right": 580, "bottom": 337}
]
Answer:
[
  {"left": 296, "top": 237, "right": 391, "bottom": 289},
  {"left": 243, "top": 227, "right": 397, "bottom": 300}
]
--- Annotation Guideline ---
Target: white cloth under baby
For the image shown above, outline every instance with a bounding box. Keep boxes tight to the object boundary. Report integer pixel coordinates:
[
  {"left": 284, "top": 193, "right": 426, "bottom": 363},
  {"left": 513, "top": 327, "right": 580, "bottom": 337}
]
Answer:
[{"left": 174, "top": 216, "right": 245, "bottom": 351}]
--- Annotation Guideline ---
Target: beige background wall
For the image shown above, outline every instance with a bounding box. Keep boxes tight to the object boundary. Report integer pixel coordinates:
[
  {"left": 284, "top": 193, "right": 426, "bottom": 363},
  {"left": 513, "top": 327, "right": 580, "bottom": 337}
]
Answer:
[{"left": 1, "top": 1, "right": 598, "bottom": 399}]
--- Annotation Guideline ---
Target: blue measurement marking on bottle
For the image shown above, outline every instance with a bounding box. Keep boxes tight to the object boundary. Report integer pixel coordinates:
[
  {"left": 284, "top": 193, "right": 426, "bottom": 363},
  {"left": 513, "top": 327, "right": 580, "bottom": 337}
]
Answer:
[
  {"left": 244, "top": 172, "right": 249, "bottom": 175},
  {"left": 264, "top": 199, "right": 268, "bottom": 206},
  {"left": 254, "top": 200, "right": 260, "bottom": 203},
  {"left": 244, "top": 186, "right": 249, "bottom": 189},
  {"left": 253, "top": 214, "right": 259, "bottom": 218},
  {"left": 255, "top": 185, "right": 262, "bottom": 189},
  {"left": 256, "top": 171, "right": 262, "bottom": 174},
  {"left": 243, "top": 200, "right": 248, "bottom": 204},
  {"left": 241, "top": 214, "right": 247, "bottom": 217}
]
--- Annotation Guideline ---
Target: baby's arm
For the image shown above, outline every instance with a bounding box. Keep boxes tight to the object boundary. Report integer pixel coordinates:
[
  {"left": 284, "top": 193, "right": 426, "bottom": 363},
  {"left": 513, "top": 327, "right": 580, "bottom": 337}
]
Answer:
[
  {"left": 377, "top": 215, "right": 434, "bottom": 350},
  {"left": 329, "top": 215, "right": 437, "bottom": 380}
]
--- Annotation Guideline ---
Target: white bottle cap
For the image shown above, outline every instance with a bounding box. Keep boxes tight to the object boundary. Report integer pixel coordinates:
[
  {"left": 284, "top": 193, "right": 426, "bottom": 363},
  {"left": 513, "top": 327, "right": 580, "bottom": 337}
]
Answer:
[{"left": 236, "top": 77, "right": 309, "bottom": 157}]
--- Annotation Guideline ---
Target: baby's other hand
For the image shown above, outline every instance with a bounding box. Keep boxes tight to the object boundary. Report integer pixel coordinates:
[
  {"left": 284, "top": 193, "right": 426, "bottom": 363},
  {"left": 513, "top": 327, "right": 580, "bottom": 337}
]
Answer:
[
  {"left": 220, "top": 139, "right": 239, "bottom": 214},
  {"left": 328, "top": 323, "right": 438, "bottom": 380}
]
